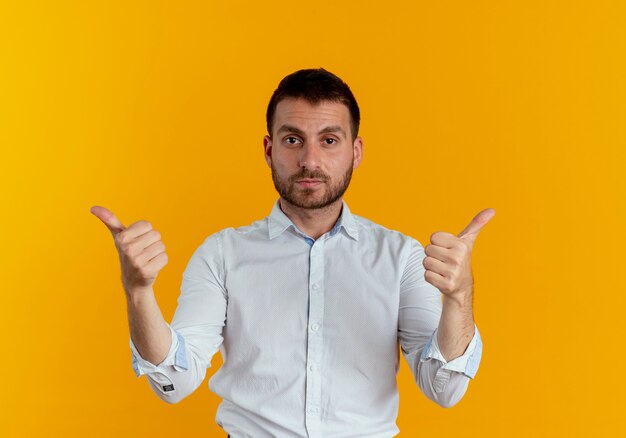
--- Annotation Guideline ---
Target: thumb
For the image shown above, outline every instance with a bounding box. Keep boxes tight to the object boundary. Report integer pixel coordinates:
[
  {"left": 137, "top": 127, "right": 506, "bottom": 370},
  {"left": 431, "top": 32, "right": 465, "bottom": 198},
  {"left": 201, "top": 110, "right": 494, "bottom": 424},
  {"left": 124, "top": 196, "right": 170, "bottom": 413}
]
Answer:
[
  {"left": 457, "top": 208, "right": 496, "bottom": 245},
  {"left": 90, "top": 205, "right": 126, "bottom": 237}
]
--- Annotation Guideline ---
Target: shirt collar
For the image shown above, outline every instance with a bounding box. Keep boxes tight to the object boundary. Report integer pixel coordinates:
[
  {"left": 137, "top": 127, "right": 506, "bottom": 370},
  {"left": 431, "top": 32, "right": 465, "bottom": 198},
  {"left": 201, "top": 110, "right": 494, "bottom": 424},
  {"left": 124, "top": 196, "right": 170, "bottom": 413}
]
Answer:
[{"left": 268, "top": 198, "right": 359, "bottom": 241}]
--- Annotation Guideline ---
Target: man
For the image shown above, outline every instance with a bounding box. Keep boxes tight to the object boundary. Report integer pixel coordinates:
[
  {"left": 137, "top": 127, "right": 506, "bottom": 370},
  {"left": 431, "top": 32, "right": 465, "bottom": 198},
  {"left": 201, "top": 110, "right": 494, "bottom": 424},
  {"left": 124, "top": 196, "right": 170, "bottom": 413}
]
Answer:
[{"left": 91, "top": 68, "right": 494, "bottom": 438}]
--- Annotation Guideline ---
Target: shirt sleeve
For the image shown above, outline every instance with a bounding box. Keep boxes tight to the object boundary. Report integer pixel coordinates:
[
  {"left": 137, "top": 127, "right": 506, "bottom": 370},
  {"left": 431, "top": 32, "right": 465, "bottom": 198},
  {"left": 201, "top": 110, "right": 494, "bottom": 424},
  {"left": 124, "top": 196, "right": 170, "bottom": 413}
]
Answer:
[
  {"left": 130, "top": 321, "right": 188, "bottom": 376},
  {"left": 128, "top": 230, "right": 228, "bottom": 404},
  {"left": 420, "top": 324, "right": 483, "bottom": 378},
  {"left": 398, "top": 237, "right": 483, "bottom": 408}
]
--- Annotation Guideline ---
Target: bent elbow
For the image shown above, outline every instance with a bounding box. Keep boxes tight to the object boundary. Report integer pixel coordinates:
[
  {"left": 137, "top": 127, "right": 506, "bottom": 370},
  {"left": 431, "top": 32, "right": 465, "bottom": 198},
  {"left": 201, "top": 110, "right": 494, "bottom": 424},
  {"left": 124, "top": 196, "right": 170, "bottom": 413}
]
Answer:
[
  {"left": 159, "top": 392, "right": 184, "bottom": 405},
  {"left": 145, "top": 373, "right": 191, "bottom": 405},
  {"left": 151, "top": 384, "right": 190, "bottom": 405},
  {"left": 435, "top": 395, "right": 462, "bottom": 409},
  {"left": 419, "top": 369, "right": 470, "bottom": 409}
]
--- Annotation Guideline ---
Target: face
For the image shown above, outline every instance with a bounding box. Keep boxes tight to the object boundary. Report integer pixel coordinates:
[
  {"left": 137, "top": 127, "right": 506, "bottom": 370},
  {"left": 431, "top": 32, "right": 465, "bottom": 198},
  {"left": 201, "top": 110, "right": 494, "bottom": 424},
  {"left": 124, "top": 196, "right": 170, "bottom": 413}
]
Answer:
[{"left": 263, "top": 97, "right": 363, "bottom": 210}]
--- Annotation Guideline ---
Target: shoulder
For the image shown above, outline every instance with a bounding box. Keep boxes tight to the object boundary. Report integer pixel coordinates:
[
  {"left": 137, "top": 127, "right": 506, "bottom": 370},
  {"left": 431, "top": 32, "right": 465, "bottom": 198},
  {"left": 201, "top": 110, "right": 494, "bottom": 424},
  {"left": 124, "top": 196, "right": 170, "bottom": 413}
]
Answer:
[
  {"left": 196, "top": 215, "right": 269, "bottom": 249},
  {"left": 352, "top": 213, "right": 424, "bottom": 249},
  {"left": 186, "top": 218, "right": 265, "bottom": 268}
]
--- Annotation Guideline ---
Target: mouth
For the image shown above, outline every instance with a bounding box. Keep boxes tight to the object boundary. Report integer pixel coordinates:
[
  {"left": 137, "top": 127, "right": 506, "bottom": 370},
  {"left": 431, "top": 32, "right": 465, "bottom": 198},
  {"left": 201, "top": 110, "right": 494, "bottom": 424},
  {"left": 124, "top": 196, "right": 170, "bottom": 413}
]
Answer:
[{"left": 296, "top": 179, "right": 323, "bottom": 187}]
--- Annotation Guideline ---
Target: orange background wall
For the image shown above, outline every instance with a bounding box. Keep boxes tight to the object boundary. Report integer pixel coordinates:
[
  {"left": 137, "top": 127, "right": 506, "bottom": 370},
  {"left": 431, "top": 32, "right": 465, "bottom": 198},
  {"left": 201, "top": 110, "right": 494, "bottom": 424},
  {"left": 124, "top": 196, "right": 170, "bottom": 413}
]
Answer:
[{"left": 1, "top": 1, "right": 624, "bottom": 436}]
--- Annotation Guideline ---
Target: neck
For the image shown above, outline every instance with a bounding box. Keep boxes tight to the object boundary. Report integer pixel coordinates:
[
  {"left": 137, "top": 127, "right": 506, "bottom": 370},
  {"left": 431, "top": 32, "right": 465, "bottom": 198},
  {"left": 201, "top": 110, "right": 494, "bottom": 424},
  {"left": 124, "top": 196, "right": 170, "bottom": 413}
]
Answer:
[{"left": 279, "top": 197, "right": 343, "bottom": 240}]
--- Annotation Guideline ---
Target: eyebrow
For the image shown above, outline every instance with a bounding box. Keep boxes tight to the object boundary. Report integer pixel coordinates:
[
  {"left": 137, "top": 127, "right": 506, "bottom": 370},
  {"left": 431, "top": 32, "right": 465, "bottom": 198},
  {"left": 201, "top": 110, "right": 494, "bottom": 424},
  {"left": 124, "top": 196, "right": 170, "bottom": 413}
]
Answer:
[{"left": 277, "top": 124, "right": 346, "bottom": 138}]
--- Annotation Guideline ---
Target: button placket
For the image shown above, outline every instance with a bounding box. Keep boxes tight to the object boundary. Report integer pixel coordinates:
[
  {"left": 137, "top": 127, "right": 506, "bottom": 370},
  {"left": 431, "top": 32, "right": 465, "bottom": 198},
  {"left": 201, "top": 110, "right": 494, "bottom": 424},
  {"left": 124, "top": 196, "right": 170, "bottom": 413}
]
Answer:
[{"left": 304, "top": 239, "right": 325, "bottom": 437}]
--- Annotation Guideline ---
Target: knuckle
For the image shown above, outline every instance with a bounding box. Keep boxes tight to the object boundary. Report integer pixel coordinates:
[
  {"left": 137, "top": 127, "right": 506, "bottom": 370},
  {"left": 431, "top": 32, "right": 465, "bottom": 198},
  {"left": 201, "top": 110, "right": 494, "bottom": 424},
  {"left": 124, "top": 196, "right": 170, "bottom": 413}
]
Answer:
[
  {"left": 130, "top": 220, "right": 152, "bottom": 230},
  {"left": 430, "top": 231, "right": 443, "bottom": 241},
  {"left": 124, "top": 242, "right": 137, "bottom": 257},
  {"left": 129, "top": 257, "right": 141, "bottom": 270},
  {"left": 138, "top": 266, "right": 150, "bottom": 278},
  {"left": 457, "top": 249, "right": 468, "bottom": 261}
]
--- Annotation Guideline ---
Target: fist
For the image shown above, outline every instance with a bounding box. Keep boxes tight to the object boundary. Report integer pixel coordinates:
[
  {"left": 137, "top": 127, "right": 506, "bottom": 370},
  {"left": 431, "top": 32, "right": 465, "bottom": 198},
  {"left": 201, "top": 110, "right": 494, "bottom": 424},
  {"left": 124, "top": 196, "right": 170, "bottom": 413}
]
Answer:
[
  {"left": 423, "top": 208, "right": 495, "bottom": 302},
  {"left": 90, "top": 206, "right": 169, "bottom": 296}
]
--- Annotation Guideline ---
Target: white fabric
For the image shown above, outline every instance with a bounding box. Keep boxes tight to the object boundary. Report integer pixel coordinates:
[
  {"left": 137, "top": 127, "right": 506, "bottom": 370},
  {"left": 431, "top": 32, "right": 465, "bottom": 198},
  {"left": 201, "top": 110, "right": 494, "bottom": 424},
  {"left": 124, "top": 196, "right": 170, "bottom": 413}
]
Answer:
[{"left": 129, "top": 198, "right": 483, "bottom": 438}]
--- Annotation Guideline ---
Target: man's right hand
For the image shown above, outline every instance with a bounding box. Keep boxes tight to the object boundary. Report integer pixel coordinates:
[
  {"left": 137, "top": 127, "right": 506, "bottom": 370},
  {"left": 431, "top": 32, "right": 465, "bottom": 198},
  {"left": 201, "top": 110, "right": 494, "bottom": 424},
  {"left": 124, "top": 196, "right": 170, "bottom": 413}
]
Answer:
[{"left": 90, "top": 206, "right": 169, "bottom": 297}]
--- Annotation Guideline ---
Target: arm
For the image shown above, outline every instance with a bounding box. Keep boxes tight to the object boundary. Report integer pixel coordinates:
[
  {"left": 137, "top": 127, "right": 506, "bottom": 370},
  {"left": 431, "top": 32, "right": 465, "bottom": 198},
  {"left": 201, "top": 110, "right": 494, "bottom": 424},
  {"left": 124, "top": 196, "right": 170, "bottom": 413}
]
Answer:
[
  {"left": 424, "top": 208, "right": 494, "bottom": 362},
  {"left": 129, "top": 231, "right": 228, "bottom": 404},
  {"left": 127, "top": 288, "right": 172, "bottom": 366},
  {"left": 437, "top": 292, "right": 475, "bottom": 361},
  {"left": 90, "top": 205, "right": 227, "bottom": 404},
  {"left": 401, "top": 209, "right": 493, "bottom": 406},
  {"left": 398, "top": 238, "right": 482, "bottom": 408}
]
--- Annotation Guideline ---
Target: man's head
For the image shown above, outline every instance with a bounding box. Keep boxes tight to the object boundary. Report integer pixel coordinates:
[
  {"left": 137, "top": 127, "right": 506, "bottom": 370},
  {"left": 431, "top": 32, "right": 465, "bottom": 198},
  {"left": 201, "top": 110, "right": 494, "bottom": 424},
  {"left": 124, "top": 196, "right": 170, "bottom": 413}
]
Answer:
[
  {"left": 263, "top": 68, "right": 363, "bottom": 210},
  {"left": 266, "top": 68, "right": 360, "bottom": 142}
]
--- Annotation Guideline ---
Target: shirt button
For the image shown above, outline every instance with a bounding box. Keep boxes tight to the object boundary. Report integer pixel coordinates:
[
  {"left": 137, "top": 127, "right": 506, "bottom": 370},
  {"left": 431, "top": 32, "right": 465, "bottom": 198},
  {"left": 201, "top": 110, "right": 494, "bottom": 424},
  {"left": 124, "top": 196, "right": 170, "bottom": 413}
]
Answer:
[
  {"left": 309, "top": 364, "right": 316, "bottom": 371},
  {"left": 311, "top": 323, "right": 320, "bottom": 331},
  {"left": 308, "top": 407, "right": 319, "bottom": 414},
  {"left": 312, "top": 283, "right": 319, "bottom": 290}
]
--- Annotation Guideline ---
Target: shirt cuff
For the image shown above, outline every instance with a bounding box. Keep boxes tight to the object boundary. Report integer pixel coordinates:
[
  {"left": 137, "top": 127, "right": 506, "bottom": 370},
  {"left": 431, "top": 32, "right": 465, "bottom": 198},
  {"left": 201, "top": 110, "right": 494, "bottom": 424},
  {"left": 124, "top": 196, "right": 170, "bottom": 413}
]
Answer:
[
  {"left": 419, "top": 324, "right": 482, "bottom": 379},
  {"left": 130, "top": 322, "right": 189, "bottom": 377}
]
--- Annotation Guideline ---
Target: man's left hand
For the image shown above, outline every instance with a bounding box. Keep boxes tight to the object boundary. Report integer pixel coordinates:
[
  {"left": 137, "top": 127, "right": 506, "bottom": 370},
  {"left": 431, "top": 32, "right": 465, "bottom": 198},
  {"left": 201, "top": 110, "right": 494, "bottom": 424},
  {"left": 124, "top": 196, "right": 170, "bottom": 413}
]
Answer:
[{"left": 423, "top": 208, "right": 496, "bottom": 303}]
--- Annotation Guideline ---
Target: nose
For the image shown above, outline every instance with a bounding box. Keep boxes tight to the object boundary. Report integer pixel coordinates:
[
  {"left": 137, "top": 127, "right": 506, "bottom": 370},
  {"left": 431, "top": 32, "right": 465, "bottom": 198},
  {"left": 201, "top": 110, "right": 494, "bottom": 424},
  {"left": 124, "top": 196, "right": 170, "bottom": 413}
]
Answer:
[{"left": 298, "top": 140, "right": 321, "bottom": 170}]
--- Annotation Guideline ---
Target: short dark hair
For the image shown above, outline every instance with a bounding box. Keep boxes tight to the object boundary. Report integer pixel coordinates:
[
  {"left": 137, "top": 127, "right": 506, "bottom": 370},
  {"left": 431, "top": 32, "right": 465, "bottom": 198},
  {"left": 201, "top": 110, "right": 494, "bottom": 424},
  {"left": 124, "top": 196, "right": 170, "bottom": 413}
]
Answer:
[{"left": 266, "top": 68, "right": 360, "bottom": 141}]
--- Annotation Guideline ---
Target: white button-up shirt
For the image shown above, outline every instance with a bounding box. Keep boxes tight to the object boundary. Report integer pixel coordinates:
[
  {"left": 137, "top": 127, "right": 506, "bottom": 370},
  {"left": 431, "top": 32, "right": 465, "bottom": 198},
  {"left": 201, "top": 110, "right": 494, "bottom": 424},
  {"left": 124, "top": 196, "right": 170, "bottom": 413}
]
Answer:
[{"left": 130, "top": 199, "right": 483, "bottom": 438}]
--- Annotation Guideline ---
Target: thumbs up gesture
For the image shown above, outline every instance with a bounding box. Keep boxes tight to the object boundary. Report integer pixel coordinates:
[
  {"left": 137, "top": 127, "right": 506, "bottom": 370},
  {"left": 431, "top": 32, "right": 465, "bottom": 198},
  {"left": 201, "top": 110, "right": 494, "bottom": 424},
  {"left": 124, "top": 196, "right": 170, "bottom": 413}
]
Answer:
[
  {"left": 90, "top": 206, "right": 169, "bottom": 297},
  {"left": 423, "top": 208, "right": 495, "bottom": 303}
]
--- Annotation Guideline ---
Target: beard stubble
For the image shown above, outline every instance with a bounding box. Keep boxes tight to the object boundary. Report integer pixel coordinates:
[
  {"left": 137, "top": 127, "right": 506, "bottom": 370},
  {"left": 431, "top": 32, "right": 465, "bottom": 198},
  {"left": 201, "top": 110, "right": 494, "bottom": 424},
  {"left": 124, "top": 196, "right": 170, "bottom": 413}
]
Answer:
[{"left": 270, "top": 163, "right": 354, "bottom": 210}]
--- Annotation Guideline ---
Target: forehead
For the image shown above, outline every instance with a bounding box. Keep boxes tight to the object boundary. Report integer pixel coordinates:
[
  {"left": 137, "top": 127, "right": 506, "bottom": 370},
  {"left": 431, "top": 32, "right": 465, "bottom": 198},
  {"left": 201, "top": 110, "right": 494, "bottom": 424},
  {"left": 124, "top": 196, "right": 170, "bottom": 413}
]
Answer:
[{"left": 273, "top": 97, "right": 350, "bottom": 130}]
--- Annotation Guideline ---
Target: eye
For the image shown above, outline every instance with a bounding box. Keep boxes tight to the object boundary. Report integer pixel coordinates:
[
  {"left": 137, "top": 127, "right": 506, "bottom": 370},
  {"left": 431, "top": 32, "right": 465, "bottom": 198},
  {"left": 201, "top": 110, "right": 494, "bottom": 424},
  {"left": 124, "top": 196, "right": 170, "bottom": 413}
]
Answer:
[
  {"left": 324, "top": 138, "right": 337, "bottom": 145},
  {"left": 284, "top": 136, "right": 301, "bottom": 146}
]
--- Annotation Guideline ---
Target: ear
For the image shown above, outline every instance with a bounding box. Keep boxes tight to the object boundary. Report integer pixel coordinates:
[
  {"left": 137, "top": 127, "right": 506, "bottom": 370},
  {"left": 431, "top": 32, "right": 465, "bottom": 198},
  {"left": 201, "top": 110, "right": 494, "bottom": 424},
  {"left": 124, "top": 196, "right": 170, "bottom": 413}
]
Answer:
[
  {"left": 263, "top": 135, "right": 272, "bottom": 168},
  {"left": 352, "top": 136, "right": 363, "bottom": 169}
]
